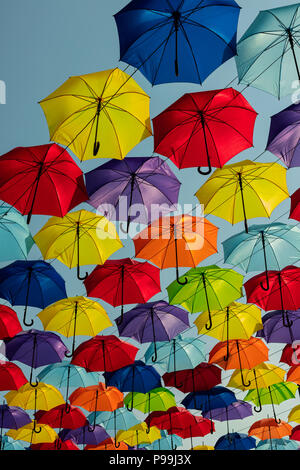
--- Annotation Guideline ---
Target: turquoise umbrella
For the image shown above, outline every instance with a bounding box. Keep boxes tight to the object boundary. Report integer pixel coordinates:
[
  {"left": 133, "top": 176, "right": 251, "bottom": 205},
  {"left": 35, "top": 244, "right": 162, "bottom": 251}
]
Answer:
[
  {"left": 0, "top": 205, "right": 33, "bottom": 261},
  {"left": 37, "top": 362, "right": 99, "bottom": 411},
  {"left": 1, "top": 435, "right": 24, "bottom": 450},
  {"left": 256, "top": 438, "right": 299, "bottom": 451},
  {"left": 142, "top": 431, "right": 182, "bottom": 451},
  {"left": 144, "top": 335, "right": 207, "bottom": 386},
  {"left": 223, "top": 223, "right": 300, "bottom": 290},
  {"left": 236, "top": 3, "right": 300, "bottom": 99}
]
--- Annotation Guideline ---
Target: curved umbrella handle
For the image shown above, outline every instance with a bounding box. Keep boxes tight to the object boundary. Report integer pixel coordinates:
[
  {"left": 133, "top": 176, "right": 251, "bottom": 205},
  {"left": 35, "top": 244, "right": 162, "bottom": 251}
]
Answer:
[
  {"left": 205, "top": 310, "right": 212, "bottom": 331},
  {"left": 253, "top": 370, "right": 262, "bottom": 413},
  {"left": 65, "top": 402, "right": 71, "bottom": 414},
  {"left": 176, "top": 275, "right": 188, "bottom": 286},
  {"left": 282, "top": 310, "right": 293, "bottom": 328},
  {"left": 23, "top": 305, "right": 34, "bottom": 327},
  {"left": 197, "top": 165, "right": 212, "bottom": 176},
  {"left": 77, "top": 265, "right": 88, "bottom": 281},
  {"left": 119, "top": 222, "right": 129, "bottom": 234},
  {"left": 33, "top": 420, "right": 42, "bottom": 434},
  {"left": 260, "top": 272, "right": 270, "bottom": 291},
  {"left": 114, "top": 438, "right": 121, "bottom": 449},
  {"left": 56, "top": 439, "right": 62, "bottom": 451}
]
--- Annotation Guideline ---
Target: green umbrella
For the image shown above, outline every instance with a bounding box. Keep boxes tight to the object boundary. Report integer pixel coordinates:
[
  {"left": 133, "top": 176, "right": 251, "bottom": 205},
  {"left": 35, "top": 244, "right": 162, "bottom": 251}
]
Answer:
[
  {"left": 167, "top": 265, "right": 244, "bottom": 330},
  {"left": 124, "top": 387, "right": 176, "bottom": 415},
  {"left": 245, "top": 382, "right": 298, "bottom": 423}
]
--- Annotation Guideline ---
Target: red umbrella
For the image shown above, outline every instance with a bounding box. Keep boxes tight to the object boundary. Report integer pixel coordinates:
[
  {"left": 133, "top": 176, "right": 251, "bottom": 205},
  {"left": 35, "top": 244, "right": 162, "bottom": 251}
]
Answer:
[
  {"left": 153, "top": 88, "right": 257, "bottom": 174},
  {"left": 290, "top": 188, "right": 300, "bottom": 222},
  {"left": 30, "top": 439, "right": 79, "bottom": 451},
  {"left": 281, "top": 344, "right": 300, "bottom": 366},
  {"left": 0, "top": 144, "right": 88, "bottom": 223},
  {"left": 244, "top": 266, "right": 300, "bottom": 327},
  {"left": 172, "top": 416, "right": 214, "bottom": 449},
  {"left": 35, "top": 404, "right": 87, "bottom": 430},
  {"left": 0, "top": 305, "right": 22, "bottom": 339},
  {"left": 163, "top": 363, "right": 222, "bottom": 393},
  {"left": 71, "top": 335, "right": 138, "bottom": 374},
  {"left": 0, "top": 361, "right": 27, "bottom": 390},
  {"left": 290, "top": 425, "right": 300, "bottom": 441},
  {"left": 84, "top": 258, "right": 161, "bottom": 324},
  {"left": 84, "top": 438, "right": 128, "bottom": 450}
]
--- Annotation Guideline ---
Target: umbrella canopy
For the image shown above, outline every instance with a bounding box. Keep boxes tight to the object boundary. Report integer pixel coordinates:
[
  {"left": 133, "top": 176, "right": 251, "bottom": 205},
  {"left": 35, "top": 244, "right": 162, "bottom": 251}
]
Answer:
[
  {"left": 84, "top": 438, "right": 128, "bottom": 451},
  {"left": 133, "top": 215, "right": 219, "bottom": 284},
  {"left": 163, "top": 362, "right": 222, "bottom": 393},
  {"left": 116, "top": 423, "right": 160, "bottom": 447},
  {"left": 181, "top": 386, "right": 237, "bottom": 413},
  {"left": 85, "top": 156, "right": 181, "bottom": 230},
  {"left": 0, "top": 404, "right": 31, "bottom": 430},
  {"left": 286, "top": 364, "right": 300, "bottom": 385},
  {"left": 290, "top": 188, "right": 300, "bottom": 221},
  {"left": 0, "top": 436, "right": 24, "bottom": 451},
  {"left": 69, "top": 382, "right": 123, "bottom": 413},
  {"left": 7, "top": 422, "right": 58, "bottom": 444},
  {"left": 195, "top": 160, "right": 289, "bottom": 233},
  {"left": 0, "top": 144, "right": 88, "bottom": 224},
  {"left": 84, "top": 258, "right": 161, "bottom": 324},
  {"left": 30, "top": 439, "right": 79, "bottom": 451},
  {"left": 114, "top": 0, "right": 240, "bottom": 86},
  {"left": 0, "top": 260, "right": 67, "bottom": 327},
  {"left": 5, "top": 329, "right": 69, "bottom": 387},
  {"left": 88, "top": 407, "right": 140, "bottom": 435},
  {"left": 290, "top": 425, "right": 300, "bottom": 441},
  {"left": 202, "top": 400, "right": 252, "bottom": 436},
  {"left": 0, "top": 305, "right": 22, "bottom": 339},
  {"left": 35, "top": 404, "right": 87, "bottom": 430},
  {"left": 288, "top": 405, "right": 300, "bottom": 423},
  {"left": 256, "top": 438, "right": 299, "bottom": 451},
  {"left": 245, "top": 266, "right": 300, "bottom": 328},
  {"left": 248, "top": 418, "right": 292, "bottom": 440},
  {"left": 153, "top": 88, "right": 257, "bottom": 174},
  {"left": 5, "top": 382, "right": 65, "bottom": 412},
  {"left": 266, "top": 102, "right": 300, "bottom": 168},
  {"left": 167, "top": 265, "right": 243, "bottom": 330},
  {"left": 60, "top": 424, "right": 110, "bottom": 446},
  {"left": 39, "top": 68, "right": 152, "bottom": 161},
  {"left": 38, "top": 296, "right": 112, "bottom": 356},
  {"left": 71, "top": 335, "right": 138, "bottom": 373},
  {"left": 144, "top": 430, "right": 182, "bottom": 451},
  {"left": 256, "top": 310, "right": 300, "bottom": 344},
  {"left": 123, "top": 387, "right": 176, "bottom": 414},
  {"left": 215, "top": 432, "right": 256, "bottom": 450},
  {"left": 0, "top": 361, "right": 27, "bottom": 391},
  {"left": 0, "top": 205, "right": 34, "bottom": 260},
  {"left": 34, "top": 210, "right": 123, "bottom": 281},
  {"left": 280, "top": 343, "right": 300, "bottom": 365},
  {"left": 236, "top": 4, "right": 300, "bottom": 99},
  {"left": 117, "top": 300, "right": 189, "bottom": 362}
]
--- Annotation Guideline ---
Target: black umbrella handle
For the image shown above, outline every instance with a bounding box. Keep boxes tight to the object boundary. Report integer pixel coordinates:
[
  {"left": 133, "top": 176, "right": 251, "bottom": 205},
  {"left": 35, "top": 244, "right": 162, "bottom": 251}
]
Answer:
[
  {"left": 151, "top": 308, "right": 158, "bottom": 363},
  {"left": 23, "top": 267, "right": 34, "bottom": 327},
  {"left": 65, "top": 301, "right": 78, "bottom": 358},
  {"left": 236, "top": 340, "right": 251, "bottom": 387},
  {"left": 238, "top": 172, "right": 248, "bottom": 233},
  {"left": 116, "top": 265, "right": 125, "bottom": 326},
  {"left": 76, "top": 223, "right": 88, "bottom": 281},
  {"left": 268, "top": 386, "right": 281, "bottom": 424},
  {"left": 197, "top": 111, "right": 212, "bottom": 175},
  {"left": 201, "top": 273, "right": 212, "bottom": 330},
  {"left": 253, "top": 369, "right": 262, "bottom": 413},
  {"left": 260, "top": 231, "right": 270, "bottom": 291},
  {"left": 29, "top": 334, "right": 39, "bottom": 388},
  {"left": 93, "top": 99, "right": 102, "bottom": 156},
  {"left": 224, "top": 307, "right": 230, "bottom": 361},
  {"left": 174, "top": 236, "right": 188, "bottom": 285}
]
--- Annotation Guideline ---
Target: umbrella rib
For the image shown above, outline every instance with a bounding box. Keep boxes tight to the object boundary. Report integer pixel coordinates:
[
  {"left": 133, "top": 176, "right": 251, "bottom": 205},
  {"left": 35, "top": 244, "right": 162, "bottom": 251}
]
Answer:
[
  {"left": 152, "top": 23, "right": 176, "bottom": 85},
  {"left": 101, "top": 107, "right": 123, "bottom": 157},
  {"left": 178, "top": 22, "right": 202, "bottom": 84},
  {"left": 182, "top": 17, "right": 237, "bottom": 54}
]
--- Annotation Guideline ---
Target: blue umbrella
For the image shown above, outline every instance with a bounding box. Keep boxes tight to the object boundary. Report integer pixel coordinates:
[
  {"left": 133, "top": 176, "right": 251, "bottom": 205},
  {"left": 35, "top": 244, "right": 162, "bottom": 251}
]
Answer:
[
  {"left": 0, "top": 260, "right": 67, "bottom": 327},
  {"left": 143, "top": 430, "right": 182, "bottom": 450},
  {"left": 0, "top": 205, "right": 34, "bottom": 262},
  {"left": 104, "top": 360, "right": 161, "bottom": 412},
  {"left": 0, "top": 435, "right": 24, "bottom": 450},
  {"left": 215, "top": 432, "right": 256, "bottom": 450},
  {"left": 223, "top": 223, "right": 300, "bottom": 290},
  {"left": 256, "top": 438, "right": 299, "bottom": 451},
  {"left": 114, "top": 0, "right": 240, "bottom": 85}
]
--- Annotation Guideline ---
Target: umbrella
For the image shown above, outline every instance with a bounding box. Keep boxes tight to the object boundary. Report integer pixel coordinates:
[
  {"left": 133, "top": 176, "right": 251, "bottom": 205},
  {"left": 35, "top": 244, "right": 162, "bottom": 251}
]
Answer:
[
  {"left": 280, "top": 343, "right": 300, "bottom": 366},
  {"left": 60, "top": 424, "right": 110, "bottom": 447},
  {"left": 256, "top": 310, "right": 300, "bottom": 344},
  {"left": 144, "top": 335, "right": 207, "bottom": 386},
  {"left": 195, "top": 160, "right": 289, "bottom": 233},
  {"left": 172, "top": 417, "right": 213, "bottom": 448},
  {"left": 144, "top": 430, "right": 182, "bottom": 451},
  {"left": 223, "top": 223, "right": 300, "bottom": 290},
  {"left": 244, "top": 266, "right": 300, "bottom": 327},
  {"left": 7, "top": 422, "right": 58, "bottom": 444},
  {"left": 0, "top": 403, "right": 31, "bottom": 448},
  {"left": 104, "top": 361, "right": 161, "bottom": 412},
  {"left": 37, "top": 362, "right": 99, "bottom": 411},
  {"left": 36, "top": 404, "right": 87, "bottom": 433},
  {"left": 84, "top": 258, "right": 161, "bottom": 324},
  {"left": 288, "top": 404, "right": 300, "bottom": 423},
  {"left": 114, "top": 0, "right": 240, "bottom": 85},
  {"left": 117, "top": 300, "right": 190, "bottom": 361},
  {"left": 0, "top": 361, "right": 27, "bottom": 391},
  {"left": 34, "top": 210, "right": 123, "bottom": 281},
  {"left": 192, "top": 445, "right": 214, "bottom": 450},
  {"left": 266, "top": 102, "right": 300, "bottom": 168},
  {"left": 290, "top": 425, "right": 300, "bottom": 441},
  {"left": 194, "top": 302, "right": 262, "bottom": 358},
  {"left": 245, "top": 382, "right": 298, "bottom": 423},
  {"left": 0, "top": 436, "right": 24, "bottom": 451},
  {"left": 123, "top": 387, "right": 176, "bottom": 414},
  {"left": 30, "top": 439, "right": 79, "bottom": 451},
  {"left": 286, "top": 364, "right": 300, "bottom": 385},
  {"left": 85, "top": 438, "right": 128, "bottom": 451},
  {"left": 167, "top": 265, "right": 243, "bottom": 330},
  {"left": 0, "top": 305, "right": 22, "bottom": 339},
  {"left": 153, "top": 88, "right": 257, "bottom": 174},
  {"left": 248, "top": 418, "right": 292, "bottom": 440},
  {"left": 202, "top": 400, "right": 252, "bottom": 436},
  {"left": 85, "top": 156, "right": 181, "bottom": 232},
  {"left": 163, "top": 362, "right": 222, "bottom": 393},
  {"left": 39, "top": 68, "right": 152, "bottom": 161},
  {"left": 0, "top": 260, "right": 67, "bottom": 327},
  {"left": 0, "top": 144, "right": 88, "bottom": 224},
  {"left": 256, "top": 439, "right": 299, "bottom": 451},
  {"left": 5, "top": 329, "right": 69, "bottom": 387},
  {"left": 38, "top": 296, "right": 112, "bottom": 356},
  {"left": 116, "top": 423, "right": 160, "bottom": 447},
  {"left": 133, "top": 215, "right": 219, "bottom": 284},
  {"left": 290, "top": 188, "right": 300, "bottom": 221},
  {"left": 236, "top": 4, "right": 300, "bottom": 99},
  {"left": 215, "top": 432, "right": 256, "bottom": 450},
  {"left": 71, "top": 335, "right": 138, "bottom": 374},
  {"left": 0, "top": 205, "right": 34, "bottom": 260}
]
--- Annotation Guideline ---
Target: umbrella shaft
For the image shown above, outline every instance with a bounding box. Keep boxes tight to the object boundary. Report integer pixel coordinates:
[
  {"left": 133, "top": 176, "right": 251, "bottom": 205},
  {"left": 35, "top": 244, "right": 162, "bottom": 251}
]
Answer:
[{"left": 288, "top": 30, "right": 300, "bottom": 81}]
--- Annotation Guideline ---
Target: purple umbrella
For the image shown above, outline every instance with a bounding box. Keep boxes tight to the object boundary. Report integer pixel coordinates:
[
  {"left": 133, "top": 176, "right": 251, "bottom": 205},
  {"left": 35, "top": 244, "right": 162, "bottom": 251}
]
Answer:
[
  {"left": 266, "top": 102, "right": 300, "bottom": 168},
  {"left": 85, "top": 157, "right": 181, "bottom": 233},
  {"left": 256, "top": 310, "right": 300, "bottom": 344},
  {"left": 60, "top": 424, "right": 110, "bottom": 446},
  {"left": 202, "top": 400, "right": 252, "bottom": 436},
  {"left": 0, "top": 404, "right": 31, "bottom": 450},
  {"left": 116, "top": 301, "right": 190, "bottom": 362},
  {"left": 5, "top": 329, "right": 69, "bottom": 387}
]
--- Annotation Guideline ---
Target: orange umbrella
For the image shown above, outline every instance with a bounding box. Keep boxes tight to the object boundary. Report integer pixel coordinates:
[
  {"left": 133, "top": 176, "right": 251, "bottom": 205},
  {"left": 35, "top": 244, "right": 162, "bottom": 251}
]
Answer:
[
  {"left": 69, "top": 382, "right": 123, "bottom": 431},
  {"left": 133, "top": 215, "right": 218, "bottom": 284},
  {"left": 286, "top": 365, "right": 300, "bottom": 385},
  {"left": 84, "top": 438, "right": 128, "bottom": 451},
  {"left": 209, "top": 337, "right": 268, "bottom": 370},
  {"left": 248, "top": 418, "right": 292, "bottom": 440}
]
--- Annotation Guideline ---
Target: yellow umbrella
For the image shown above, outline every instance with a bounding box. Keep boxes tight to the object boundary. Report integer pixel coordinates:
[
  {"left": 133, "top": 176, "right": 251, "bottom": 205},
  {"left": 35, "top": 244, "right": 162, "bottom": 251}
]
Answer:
[
  {"left": 7, "top": 422, "right": 58, "bottom": 444},
  {"left": 227, "top": 363, "right": 286, "bottom": 393},
  {"left": 192, "top": 445, "right": 214, "bottom": 450},
  {"left": 116, "top": 423, "right": 161, "bottom": 447},
  {"left": 5, "top": 382, "right": 65, "bottom": 411},
  {"left": 39, "top": 68, "right": 152, "bottom": 161},
  {"left": 195, "top": 160, "right": 289, "bottom": 232},
  {"left": 288, "top": 405, "right": 300, "bottom": 423},
  {"left": 38, "top": 296, "right": 112, "bottom": 357},
  {"left": 34, "top": 209, "right": 123, "bottom": 280}
]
